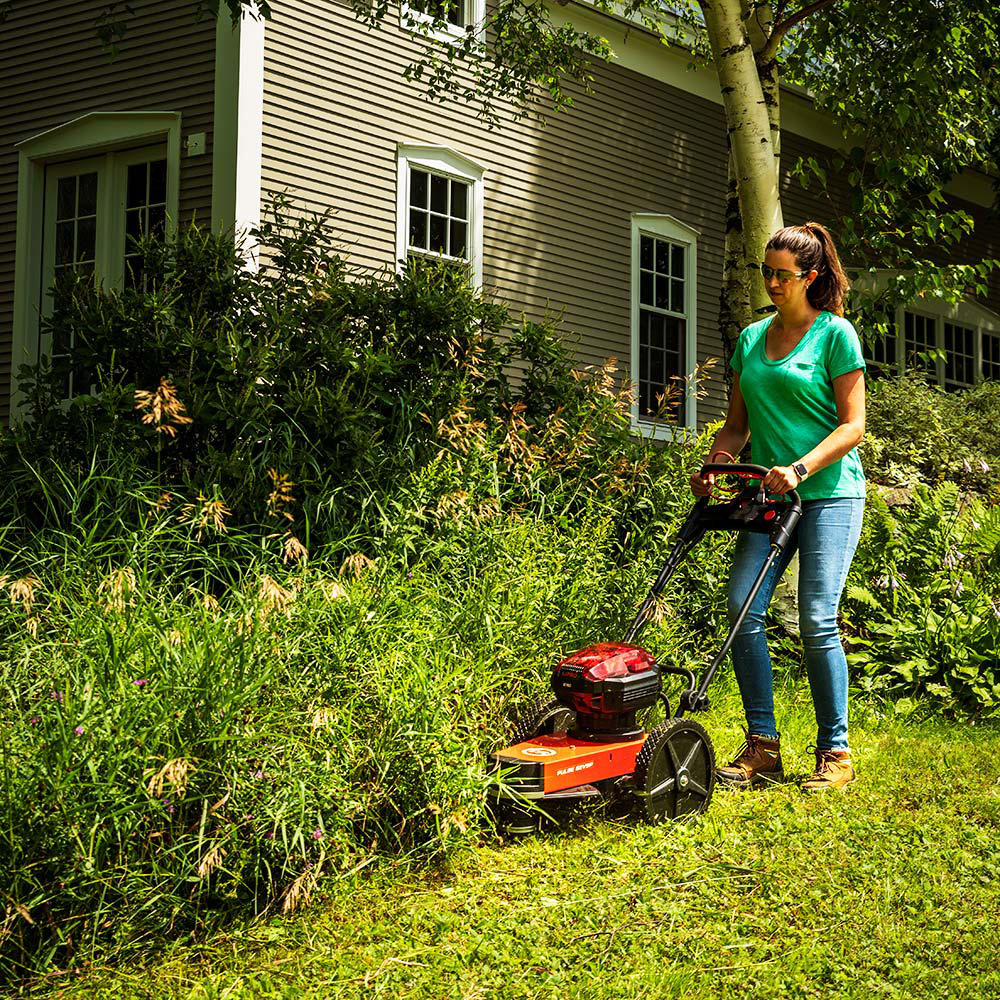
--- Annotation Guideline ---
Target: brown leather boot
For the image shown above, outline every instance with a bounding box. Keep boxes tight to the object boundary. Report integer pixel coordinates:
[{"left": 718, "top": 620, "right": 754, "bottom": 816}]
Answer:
[
  {"left": 715, "top": 729, "right": 783, "bottom": 788},
  {"left": 801, "top": 748, "right": 855, "bottom": 792}
]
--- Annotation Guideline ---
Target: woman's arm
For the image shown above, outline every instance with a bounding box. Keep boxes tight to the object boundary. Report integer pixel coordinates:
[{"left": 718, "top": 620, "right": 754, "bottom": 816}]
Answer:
[
  {"left": 762, "top": 369, "right": 866, "bottom": 494},
  {"left": 690, "top": 374, "right": 751, "bottom": 496}
]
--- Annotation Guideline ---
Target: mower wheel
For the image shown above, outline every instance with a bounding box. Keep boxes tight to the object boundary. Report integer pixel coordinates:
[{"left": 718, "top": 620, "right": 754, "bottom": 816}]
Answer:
[
  {"left": 633, "top": 718, "right": 715, "bottom": 822},
  {"left": 509, "top": 697, "right": 575, "bottom": 744}
]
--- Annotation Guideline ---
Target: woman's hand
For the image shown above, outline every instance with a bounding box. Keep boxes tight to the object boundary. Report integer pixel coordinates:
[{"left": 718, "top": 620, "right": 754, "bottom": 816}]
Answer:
[
  {"left": 690, "top": 468, "right": 715, "bottom": 497},
  {"left": 763, "top": 465, "right": 801, "bottom": 495}
]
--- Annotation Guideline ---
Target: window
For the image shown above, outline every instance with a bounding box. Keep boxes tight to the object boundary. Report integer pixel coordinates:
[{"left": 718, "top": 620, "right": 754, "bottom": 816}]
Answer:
[
  {"left": 12, "top": 111, "right": 181, "bottom": 415},
  {"left": 630, "top": 214, "right": 699, "bottom": 435},
  {"left": 401, "top": 0, "right": 484, "bottom": 41},
  {"left": 865, "top": 303, "right": 1000, "bottom": 390},
  {"left": 395, "top": 144, "right": 485, "bottom": 286},
  {"left": 407, "top": 168, "right": 469, "bottom": 261},
  {"left": 39, "top": 147, "right": 169, "bottom": 397},
  {"left": 984, "top": 332, "right": 1000, "bottom": 382}
]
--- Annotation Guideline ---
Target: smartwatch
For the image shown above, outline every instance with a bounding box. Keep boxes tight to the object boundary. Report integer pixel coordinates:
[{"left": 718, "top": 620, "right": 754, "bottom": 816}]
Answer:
[{"left": 792, "top": 461, "right": 809, "bottom": 482}]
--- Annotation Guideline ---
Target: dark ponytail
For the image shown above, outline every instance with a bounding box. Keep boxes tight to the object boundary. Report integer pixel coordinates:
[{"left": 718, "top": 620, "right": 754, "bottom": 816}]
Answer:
[{"left": 765, "top": 221, "right": 850, "bottom": 316}]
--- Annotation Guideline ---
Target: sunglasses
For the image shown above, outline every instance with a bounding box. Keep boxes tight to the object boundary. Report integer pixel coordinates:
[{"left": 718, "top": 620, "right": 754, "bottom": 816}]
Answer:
[{"left": 759, "top": 263, "right": 809, "bottom": 283}]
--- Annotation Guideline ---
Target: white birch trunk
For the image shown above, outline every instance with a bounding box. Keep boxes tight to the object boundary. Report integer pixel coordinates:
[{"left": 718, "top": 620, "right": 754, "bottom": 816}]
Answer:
[{"left": 699, "top": 0, "right": 783, "bottom": 321}]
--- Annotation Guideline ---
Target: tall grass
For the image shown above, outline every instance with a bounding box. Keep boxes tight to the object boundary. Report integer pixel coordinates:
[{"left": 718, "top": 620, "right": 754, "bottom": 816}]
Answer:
[{"left": 0, "top": 477, "right": 714, "bottom": 981}]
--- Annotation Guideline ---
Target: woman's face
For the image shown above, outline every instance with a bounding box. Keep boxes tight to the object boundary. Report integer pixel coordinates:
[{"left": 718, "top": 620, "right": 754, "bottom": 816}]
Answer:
[{"left": 762, "top": 248, "right": 817, "bottom": 310}]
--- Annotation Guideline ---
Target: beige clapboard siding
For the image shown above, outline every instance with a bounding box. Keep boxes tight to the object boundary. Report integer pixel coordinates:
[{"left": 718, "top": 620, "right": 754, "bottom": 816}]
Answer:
[
  {"left": 0, "top": 0, "right": 216, "bottom": 423},
  {"left": 262, "top": 1, "right": 733, "bottom": 422}
]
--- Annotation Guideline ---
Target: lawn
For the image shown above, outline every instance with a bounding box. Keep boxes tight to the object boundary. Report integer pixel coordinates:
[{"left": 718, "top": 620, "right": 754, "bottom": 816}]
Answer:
[{"left": 29, "top": 684, "right": 1000, "bottom": 1000}]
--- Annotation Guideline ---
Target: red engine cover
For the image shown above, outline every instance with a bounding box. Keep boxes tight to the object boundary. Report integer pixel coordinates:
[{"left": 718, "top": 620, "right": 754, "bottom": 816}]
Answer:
[{"left": 557, "top": 643, "right": 656, "bottom": 681}]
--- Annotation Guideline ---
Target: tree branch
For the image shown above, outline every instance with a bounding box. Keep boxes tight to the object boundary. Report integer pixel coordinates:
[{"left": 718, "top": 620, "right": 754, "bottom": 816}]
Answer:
[{"left": 760, "top": 0, "right": 839, "bottom": 63}]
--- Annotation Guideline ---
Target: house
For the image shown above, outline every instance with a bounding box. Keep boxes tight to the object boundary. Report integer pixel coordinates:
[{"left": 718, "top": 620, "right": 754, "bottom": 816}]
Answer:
[{"left": 2, "top": 0, "right": 998, "bottom": 430}]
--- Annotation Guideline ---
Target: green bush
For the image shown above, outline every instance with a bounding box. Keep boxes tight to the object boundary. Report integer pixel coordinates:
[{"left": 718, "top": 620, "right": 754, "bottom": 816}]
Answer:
[
  {"left": 843, "top": 482, "right": 1000, "bottom": 711},
  {"left": 861, "top": 374, "right": 1000, "bottom": 496}
]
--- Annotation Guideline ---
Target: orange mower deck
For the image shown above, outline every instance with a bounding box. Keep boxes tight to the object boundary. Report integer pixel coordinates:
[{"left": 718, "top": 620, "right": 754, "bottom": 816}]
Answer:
[{"left": 494, "top": 731, "right": 648, "bottom": 797}]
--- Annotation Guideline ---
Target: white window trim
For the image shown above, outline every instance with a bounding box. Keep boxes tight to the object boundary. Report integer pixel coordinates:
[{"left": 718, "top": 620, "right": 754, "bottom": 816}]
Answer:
[
  {"left": 12, "top": 111, "right": 182, "bottom": 419},
  {"left": 400, "top": 0, "right": 486, "bottom": 45},
  {"left": 395, "top": 143, "right": 486, "bottom": 288},
  {"left": 629, "top": 213, "right": 699, "bottom": 438}
]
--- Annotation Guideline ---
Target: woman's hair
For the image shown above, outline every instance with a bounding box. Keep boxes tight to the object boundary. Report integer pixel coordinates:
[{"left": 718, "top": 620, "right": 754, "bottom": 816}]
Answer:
[{"left": 765, "top": 221, "right": 850, "bottom": 316}]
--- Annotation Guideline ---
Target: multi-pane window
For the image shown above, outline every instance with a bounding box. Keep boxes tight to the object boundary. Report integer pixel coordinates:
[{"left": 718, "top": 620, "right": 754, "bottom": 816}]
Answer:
[
  {"left": 407, "top": 168, "right": 469, "bottom": 261},
  {"left": 408, "top": 0, "right": 465, "bottom": 26},
  {"left": 54, "top": 172, "right": 98, "bottom": 281},
  {"left": 396, "top": 145, "right": 484, "bottom": 287},
  {"left": 943, "top": 321, "right": 976, "bottom": 391},
  {"left": 41, "top": 147, "right": 170, "bottom": 400},
  {"left": 984, "top": 332, "right": 1000, "bottom": 382},
  {"left": 889, "top": 309, "right": 1000, "bottom": 388},
  {"left": 637, "top": 233, "right": 687, "bottom": 424},
  {"left": 124, "top": 158, "right": 168, "bottom": 289},
  {"left": 51, "top": 170, "right": 99, "bottom": 397},
  {"left": 904, "top": 311, "right": 937, "bottom": 375}
]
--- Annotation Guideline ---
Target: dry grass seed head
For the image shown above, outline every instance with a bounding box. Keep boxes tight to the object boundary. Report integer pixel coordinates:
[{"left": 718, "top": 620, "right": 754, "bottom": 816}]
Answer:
[
  {"left": 196, "top": 843, "right": 228, "bottom": 878},
  {"left": 179, "top": 495, "right": 231, "bottom": 540},
  {"left": 135, "top": 378, "right": 193, "bottom": 437},
  {"left": 258, "top": 575, "right": 297, "bottom": 612},
  {"left": 340, "top": 553, "right": 376, "bottom": 579},
  {"left": 97, "top": 567, "right": 137, "bottom": 613},
  {"left": 9, "top": 575, "right": 40, "bottom": 612},
  {"left": 282, "top": 534, "right": 309, "bottom": 564},
  {"left": 147, "top": 758, "right": 195, "bottom": 799},
  {"left": 320, "top": 579, "right": 348, "bottom": 602},
  {"left": 267, "top": 469, "right": 297, "bottom": 521},
  {"left": 280, "top": 858, "right": 323, "bottom": 915},
  {"left": 24, "top": 616, "right": 40, "bottom": 638},
  {"left": 311, "top": 706, "right": 335, "bottom": 729}
]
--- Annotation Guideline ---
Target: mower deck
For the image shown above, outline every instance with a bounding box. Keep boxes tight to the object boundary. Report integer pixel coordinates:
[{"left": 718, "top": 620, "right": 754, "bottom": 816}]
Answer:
[{"left": 493, "top": 731, "right": 647, "bottom": 799}]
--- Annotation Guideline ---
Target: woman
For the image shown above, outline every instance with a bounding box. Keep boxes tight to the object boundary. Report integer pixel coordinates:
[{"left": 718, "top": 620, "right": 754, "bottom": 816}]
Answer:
[{"left": 691, "top": 222, "right": 866, "bottom": 793}]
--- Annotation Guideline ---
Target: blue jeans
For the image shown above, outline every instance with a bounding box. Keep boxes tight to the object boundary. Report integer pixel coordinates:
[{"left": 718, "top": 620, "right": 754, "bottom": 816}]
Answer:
[{"left": 726, "top": 497, "right": 864, "bottom": 751}]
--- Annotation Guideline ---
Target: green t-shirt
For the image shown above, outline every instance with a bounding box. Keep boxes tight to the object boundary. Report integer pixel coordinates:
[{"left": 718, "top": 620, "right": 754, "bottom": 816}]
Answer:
[{"left": 731, "top": 311, "right": 866, "bottom": 501}]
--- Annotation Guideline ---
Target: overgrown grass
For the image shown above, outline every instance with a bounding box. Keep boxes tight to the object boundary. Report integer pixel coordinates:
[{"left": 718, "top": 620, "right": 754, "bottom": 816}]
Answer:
[{"left": 22, "top": 689, "right": 1000, "bottom": 999}]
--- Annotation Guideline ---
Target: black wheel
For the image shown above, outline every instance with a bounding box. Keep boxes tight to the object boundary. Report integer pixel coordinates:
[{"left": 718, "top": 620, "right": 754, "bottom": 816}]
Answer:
[
  {"left": 633, "top": 718, "right": 715, "bottom": 822},
  {"left": 509, "top": 697, "right": 575, "bottom": 744}
]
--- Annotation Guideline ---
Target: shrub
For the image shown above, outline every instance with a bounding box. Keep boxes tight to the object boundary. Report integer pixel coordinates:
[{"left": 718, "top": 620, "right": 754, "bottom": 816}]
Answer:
[
  {"left": 861, "top": 374, "right": 1000, "bottom": 496},
  {"left": 842, "top": 483, "right": 1000, "bottom": 712}
]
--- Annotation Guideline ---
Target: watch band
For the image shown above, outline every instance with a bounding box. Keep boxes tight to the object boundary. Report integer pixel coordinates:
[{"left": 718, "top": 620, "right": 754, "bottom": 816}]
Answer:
[{"left": 792, "top": 461, "right": 809, "bottom": 481}]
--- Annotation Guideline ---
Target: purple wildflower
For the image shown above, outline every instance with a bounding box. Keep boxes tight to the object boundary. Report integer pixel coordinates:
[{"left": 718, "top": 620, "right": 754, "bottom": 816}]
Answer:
[
  {"left": 50, "top": 691, "right": 63, "bottom": 703},
  {"left": 132, "top": 678, "right": 149, "bottom": 688},
  {"left": 30, "top": 716, "right": 39, "bottom": 725},
  {"left": 266, "top": 831, "right": 275, "bottom": 840},
  {"left": 73, "top": 725, "right": 84, "bottom": 735},
  {"left": 254, "top": 769, "right": 264, "bottom": 780},
  {"left": 312, "top": 828, "right": 324, "bottom": 840}
]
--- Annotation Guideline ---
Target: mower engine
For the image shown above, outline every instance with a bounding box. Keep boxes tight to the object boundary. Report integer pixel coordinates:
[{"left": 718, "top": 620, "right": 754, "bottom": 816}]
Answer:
[{"left": 552, "top": 643, "right": 662, "bottom": 740}]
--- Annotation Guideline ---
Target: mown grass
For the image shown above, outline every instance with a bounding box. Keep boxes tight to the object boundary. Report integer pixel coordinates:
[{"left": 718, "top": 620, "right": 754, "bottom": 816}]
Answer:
[{"left": 25, "top": 682, "right": 1000, "bottom": 1000}]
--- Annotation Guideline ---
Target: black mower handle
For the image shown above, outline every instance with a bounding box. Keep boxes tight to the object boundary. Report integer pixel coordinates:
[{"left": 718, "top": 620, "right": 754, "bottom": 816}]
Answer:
[{"left": 696, "top": 462, "right": 802, "bottom": 508}]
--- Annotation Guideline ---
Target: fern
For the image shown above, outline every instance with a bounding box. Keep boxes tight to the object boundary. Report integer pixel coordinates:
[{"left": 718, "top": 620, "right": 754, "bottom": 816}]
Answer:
[{"left": 845, "top": 584, "right": 883, "bottom": 611}]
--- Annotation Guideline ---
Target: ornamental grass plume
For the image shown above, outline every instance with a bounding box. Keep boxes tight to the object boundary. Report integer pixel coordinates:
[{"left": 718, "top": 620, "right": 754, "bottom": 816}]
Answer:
[
  {"left": 196, "top": 843, "right": 228, "bottom": 878},
  {"left": 9, "top": 575, "right": 39, "bottom": 612},
  {"left": 97, "top": 567, "right": 137, "bottom": 613},
  {"left": 179, "top": 495, "right": 231, "bottom": 540},
  {"left": 134, "top": 377, "right": 193, "bottom": 437},
  {"left": 282, "top": 534, "right": 308, "bottom": 564},
  {"left": 279, "top": 860, "right": 323, "bottom": 915},
  {"left": 258, "top": 574, "right": 296, "bottom": 611},
  {"left": 146, "top": 758, "right": 194, "bottom": 799},
  {"left": 340, "top": 553, "right": 376, "bottom": 579},
  {"left": 266, "top": 470, "right": 297, "bottom": 522}
]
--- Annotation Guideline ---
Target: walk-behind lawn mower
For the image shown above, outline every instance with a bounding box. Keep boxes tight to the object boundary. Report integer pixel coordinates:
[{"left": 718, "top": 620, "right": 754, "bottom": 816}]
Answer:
[{"left": 489, "top": 463, "right": 802, "bottom": 834}]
